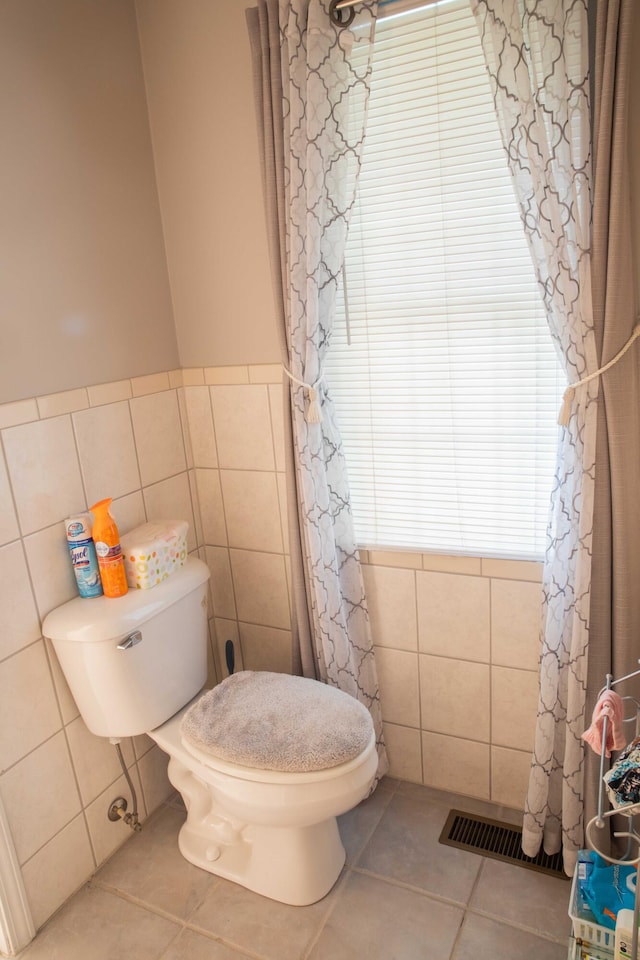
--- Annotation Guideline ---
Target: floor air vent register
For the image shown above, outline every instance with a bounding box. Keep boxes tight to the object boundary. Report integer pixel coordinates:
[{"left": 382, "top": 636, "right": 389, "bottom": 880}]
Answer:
[{"left": 439, "top": 810, "right": 568, "bottom": 879}]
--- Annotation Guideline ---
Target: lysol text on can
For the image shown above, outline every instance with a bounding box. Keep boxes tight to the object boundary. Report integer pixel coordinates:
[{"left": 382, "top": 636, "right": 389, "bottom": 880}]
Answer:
[{"left": 65, "top": 515, "right": 103, "bottom": 598}]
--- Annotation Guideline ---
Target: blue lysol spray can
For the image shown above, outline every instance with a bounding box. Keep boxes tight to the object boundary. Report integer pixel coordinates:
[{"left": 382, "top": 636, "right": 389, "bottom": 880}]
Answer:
[{"left": 65, "top": 514, "right": 103, "bottom": 598}]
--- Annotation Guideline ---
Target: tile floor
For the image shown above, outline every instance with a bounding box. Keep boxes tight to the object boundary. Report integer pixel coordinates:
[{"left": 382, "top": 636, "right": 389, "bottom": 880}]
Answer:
[{"left": 15, "top": 779, "right": 571, "bottom": 960}]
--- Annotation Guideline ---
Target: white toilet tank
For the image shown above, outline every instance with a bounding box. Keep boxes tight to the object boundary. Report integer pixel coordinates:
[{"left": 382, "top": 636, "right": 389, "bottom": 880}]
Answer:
[{"left": 42, "top": 558, "right": 210, "bottom": 739}]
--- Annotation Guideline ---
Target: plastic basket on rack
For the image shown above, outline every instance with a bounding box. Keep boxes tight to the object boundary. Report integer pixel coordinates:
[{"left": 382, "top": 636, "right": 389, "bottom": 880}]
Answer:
[{"left": 569, "top": 870, "right": 615, "bottom": 951}]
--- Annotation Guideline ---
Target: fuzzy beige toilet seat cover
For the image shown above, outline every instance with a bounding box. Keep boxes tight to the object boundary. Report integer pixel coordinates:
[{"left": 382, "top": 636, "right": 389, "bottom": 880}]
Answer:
[{"left": 180, "top": 671, "right": 374, "bottom": 772}]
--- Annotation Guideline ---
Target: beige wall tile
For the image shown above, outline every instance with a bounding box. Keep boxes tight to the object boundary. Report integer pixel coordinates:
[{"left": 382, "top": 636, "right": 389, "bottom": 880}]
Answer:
[
  {"left": 130, "top": 390, "right": 187, "bottom": 486},
  {"left": 249, "top": 364, "right": 283, "bottom": 384},
  {"left": 491, "top": 667, "right": 539, "bottom": 752},
  {"left": 419, "top": 654, "right": 490, "bottom": 743},
  {"left": 283, "top": 553, "right": 292, "bottom": 613},
  {"left": 214, "top": 618, "right": 243, "bottom": 680},
  {"left": 210, "top": 384, "right": 275, "bottom": 471},
  {"left": 276, "top": 472, "right": 289, "bottom": 550},
  {"left": 417, "top": 571, "right": 490, "bottom": 663},
  {"left": 73, "top": 401, "right": 141, "bottom": 505},
  {"left": 0, "top": 642, "right": 61, "bottom": 771},
  {"left": 268, "top": 383, "right": 286, "bottom": 473},
  {"left": 196, "top": 469, "right": 227, "bottom": 546},
  {"left": 188, "top": 470, "right": 204, "bottom": 548},
  {"left": 375, "top": 647, "right": 420, "bottom": 727},
  {"left": 110, "top": 491, "right": 147, "bottom": 537},
  {"left": 23, "top": 522, "right": 78, "bottom": 619},
  {"left": 45, "top": 639, "right": 80, "bottom": 725},
  {"left": 182, "top": 368, "right": 205, "bottom": 386},
  {"left": 205, "top": 546, "right": 236, "bottom": 621},
  {"left": 21, "top": 814, "right": 94, "bottom": 929},
  {"left": 239, "top": 622, "right": 292, "bottom": 674},
  {"left": 481, "top": 558, "right": 543, "bottom": 582},
  {"left": 87, "top": 379, "right": 133, "bottom": 407},
  {"left": 382, "top": 723, "right": 423, "bottom": 784},
  {"left": 130, "top": 372, "right": 171, "bottom": 397},
  {"left": 0, "top": 399, "right": 39, "bottom": 430},
  {"left": 168, "top": 369, "right": 183, "bottom": 389},
  {"left": 183, "top": 386, "right": 218, "bottom": 468},
  {"left": 37, "top": 388, "right": 89, "bottom": 419},
  {"left": 367, "top": 550, "right": 422, "bottom": 570},
  {"left": 143, "top": 472, "right": 197, "bottom": 552},
  {"left": 0, "top": 541, "right": 41, "bottom": 660},
  {"left": 177, "top": 388, "right": 194, "bottom": 470},
  {"left": 85, "top": 766, "right": 144, "bottom": 866},
  {"left": 422, "top": 554, "right": 482, "bottom": 575},
  {"left": 362, "top": 565, "right": 417, "bottom": 651},
  {"left": 66, "top": 717, "right": 134, "bottom": 806},
  {"left": 230, "top": 549, "right": 291, "bottom": 630},
  {"left": 204, "top": 366, "right": 249, "bottom": 385},
  {"left": 138, "top": 744, "right": 172, "bottom": 815},
  {"left": 491, "top": 745, "right": 532, "bottom": 810},
  {"left": 0, "top": 452, "right": 19, "bottom": 545},
  {"left": 0, "top": 731, "right": 81, "bottom": 863},
  {"left": 3, "top": 416, "right": 85, "bottom": 536},
  {"left": 205, "top": 619, "right": 220, "bottom": 688},
  {"left": 421, "top": 731, "right": 490, "bottom": 800},
  {"left": 491, "top": 579, "right": 542, "bottom": 671},
  {"left": 133, "top": 734, "right": 155, "bottom": 760},
  {"left": 221, "top": 470, "right": 283, "bottom": 553}
]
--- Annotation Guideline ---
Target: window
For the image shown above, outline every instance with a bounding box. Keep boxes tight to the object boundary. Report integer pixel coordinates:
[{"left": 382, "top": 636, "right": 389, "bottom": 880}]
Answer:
[{"left": 325, "top": 0, "right": 566, "bottom": 560}]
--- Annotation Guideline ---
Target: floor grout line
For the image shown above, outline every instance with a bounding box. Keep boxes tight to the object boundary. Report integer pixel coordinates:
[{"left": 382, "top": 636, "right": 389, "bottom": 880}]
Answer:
[
  {"left": 463, "top": 905, "right": 570, "bottom": 945},
  {"left": 88, "top": 878, "right": 191, "bottom": 928},
  {"left": 299, "top": 866, "right": 352, "bottom": 960},
  {"left": 350, "top": 865, "right": 474, "bottom": 911},
  {"left": 182, "top": 918, "right": 271, "bottom": 960}
]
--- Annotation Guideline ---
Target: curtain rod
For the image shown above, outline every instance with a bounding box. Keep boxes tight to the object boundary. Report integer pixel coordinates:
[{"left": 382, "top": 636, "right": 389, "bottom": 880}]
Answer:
[
  {"left": 329, "top": 0, "right": 360, "bottom": 25},
  {"left": 329, "top": 0, "right": 400, "bottom": 26}
]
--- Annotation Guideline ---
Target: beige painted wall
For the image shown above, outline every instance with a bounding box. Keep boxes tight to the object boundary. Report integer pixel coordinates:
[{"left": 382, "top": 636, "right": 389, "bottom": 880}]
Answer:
[
  {"left": 0, "top": 0, "right": 178, "bottom": 405},
  {"left": 135, "top": 0, "right": 280, "bottom": 369}
]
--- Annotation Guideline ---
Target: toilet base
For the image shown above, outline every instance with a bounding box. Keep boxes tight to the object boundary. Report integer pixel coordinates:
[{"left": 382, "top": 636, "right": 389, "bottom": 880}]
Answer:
[
  {"left": 167, "top": 755, "right": 347, "bottom": 905},
  {"left": 178, "top": 815, "right": 345, "bottom": 906}
]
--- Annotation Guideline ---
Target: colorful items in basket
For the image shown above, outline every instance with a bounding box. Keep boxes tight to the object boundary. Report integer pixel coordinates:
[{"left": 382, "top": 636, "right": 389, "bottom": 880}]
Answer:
[
  {"left": 604, "top": 737, "right": 640, "bottom": 808},
  {"left": 577, "top": 851, "right": 637, "bottom": 930}
]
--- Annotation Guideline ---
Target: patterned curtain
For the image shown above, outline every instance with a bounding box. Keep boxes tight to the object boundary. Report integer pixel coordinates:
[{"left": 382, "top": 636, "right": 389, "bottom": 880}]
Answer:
[
  {"left": 470, "top": 0, "right": 596, "bottom": 873},
  {"left": 247, "top": 0, "right": 388, "bottom": 780}
]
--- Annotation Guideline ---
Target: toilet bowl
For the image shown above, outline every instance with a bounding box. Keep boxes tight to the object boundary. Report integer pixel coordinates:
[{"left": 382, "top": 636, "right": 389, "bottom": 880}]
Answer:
[
  {"left": 42, "top": 556, "right": 378, "bottom": 906},
  {"left": 150, "top": 694, "right": 378, "bottom": 905}
]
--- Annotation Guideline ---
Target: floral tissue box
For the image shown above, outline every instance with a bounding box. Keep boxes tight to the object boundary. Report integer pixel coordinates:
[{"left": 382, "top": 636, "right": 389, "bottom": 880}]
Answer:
[{"left": 120, "top": 520, "right": 188, "bottom": 590}]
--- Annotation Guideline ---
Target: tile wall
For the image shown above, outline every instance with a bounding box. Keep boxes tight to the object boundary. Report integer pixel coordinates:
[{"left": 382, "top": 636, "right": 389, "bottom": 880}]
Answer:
[
  {"left": 0, "top": 369, "right": 210, "bottom": 930},
  {"left": 362, "top": 552, "right": 542, "bottom": 807},
  {"left": 0, "top": 362, "right": 542, "bottom": 933}
]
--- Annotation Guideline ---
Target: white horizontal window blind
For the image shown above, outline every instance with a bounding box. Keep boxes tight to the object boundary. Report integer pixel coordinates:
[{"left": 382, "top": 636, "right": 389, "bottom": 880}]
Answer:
[{"left": 325, "top": 0, "right": 566, "bottom": 560}]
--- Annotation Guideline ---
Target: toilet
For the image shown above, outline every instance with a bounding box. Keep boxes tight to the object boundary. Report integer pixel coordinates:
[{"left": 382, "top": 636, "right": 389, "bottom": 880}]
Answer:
[{"left": 42, "top": 557, "right": 377, "bottom": 905}]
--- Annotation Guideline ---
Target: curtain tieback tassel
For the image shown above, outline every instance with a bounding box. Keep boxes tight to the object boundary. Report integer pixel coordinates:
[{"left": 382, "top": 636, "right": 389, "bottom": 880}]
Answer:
[
  {"left": 558, "top": 320, "right": 640, "bottom": 427},
  {"left": 283, "top": 367, "right": 324, "bottom": 424}
]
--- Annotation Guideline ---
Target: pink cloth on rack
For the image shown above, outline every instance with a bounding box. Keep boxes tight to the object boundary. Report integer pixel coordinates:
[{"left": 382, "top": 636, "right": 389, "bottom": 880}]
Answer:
[{"left": 582, "top": 690, "right": 627, "bottom": 758}]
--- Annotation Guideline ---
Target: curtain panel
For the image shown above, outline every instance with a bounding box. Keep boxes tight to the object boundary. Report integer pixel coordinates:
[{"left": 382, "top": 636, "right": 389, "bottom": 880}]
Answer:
[
  {"left": 471, "top": 0, "right": 597, "bottom": 874},
  {"left": 584, "top": 0, "right": 640, "bottom": 838},
  {"left": 247, "top": 0, "right": 388, "bottom": 780}
]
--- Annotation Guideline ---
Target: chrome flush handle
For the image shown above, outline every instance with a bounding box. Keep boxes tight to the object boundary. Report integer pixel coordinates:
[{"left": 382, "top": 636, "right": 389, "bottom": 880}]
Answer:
[{"left": 117, "top": 630, "right": 142, "bottom": 651}]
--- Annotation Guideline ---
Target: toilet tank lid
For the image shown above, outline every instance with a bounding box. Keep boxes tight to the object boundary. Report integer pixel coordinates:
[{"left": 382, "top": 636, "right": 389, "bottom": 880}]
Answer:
[{"left": 42, "top": 557, "right": 209, "bottom": 644}]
